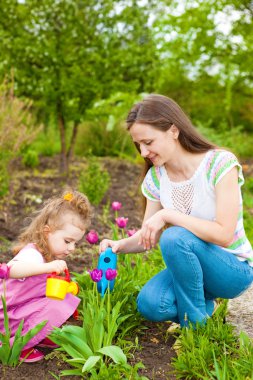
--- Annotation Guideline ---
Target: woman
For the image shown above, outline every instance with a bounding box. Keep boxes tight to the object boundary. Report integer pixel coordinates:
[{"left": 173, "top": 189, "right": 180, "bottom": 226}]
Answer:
[{"left": 100, "top": 94, "right": 253, "bottom": 327}]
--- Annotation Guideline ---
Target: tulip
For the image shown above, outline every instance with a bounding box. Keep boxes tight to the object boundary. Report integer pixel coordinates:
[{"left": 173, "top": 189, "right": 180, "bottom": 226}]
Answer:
[
  {"left": 105, "top": 268, "right": 117, "bottom": 281},
  {"left": 88, "top": 269, "right": 103, "bottom": 282},
  {"left": 127, "top": 229, "right": 137, "bottom": 237},
  {"left": 115, "top": 217, "right": 128, "bottom": 229},
  {"left": 0, "top": 263, "right": 10, "bottom": 279},
  {"left": 86, "top": 230, "right": 99, "bottom": 244},
  {"left": 111, "top": 201, "right": 122, "bottom": 211}
]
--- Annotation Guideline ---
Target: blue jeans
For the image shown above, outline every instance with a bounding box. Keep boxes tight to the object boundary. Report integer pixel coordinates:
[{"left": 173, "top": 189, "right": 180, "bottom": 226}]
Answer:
[{"left": 137, "top": 227, "right": 253, "bottom": 327}]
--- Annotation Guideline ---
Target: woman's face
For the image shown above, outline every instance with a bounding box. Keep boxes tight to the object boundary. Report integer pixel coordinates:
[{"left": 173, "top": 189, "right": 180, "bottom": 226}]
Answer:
[{"left": 129, "top": 122, "right": 179, "bottom": 166}]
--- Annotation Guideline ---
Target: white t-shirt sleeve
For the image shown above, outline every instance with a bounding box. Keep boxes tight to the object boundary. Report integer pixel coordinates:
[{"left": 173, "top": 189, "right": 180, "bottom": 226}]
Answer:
[
  {"left": 141, "top": 166, "right": 161, "bottom": 202},
  {"left": 8, "top": 246, "right": 44, "bottom": 264}
]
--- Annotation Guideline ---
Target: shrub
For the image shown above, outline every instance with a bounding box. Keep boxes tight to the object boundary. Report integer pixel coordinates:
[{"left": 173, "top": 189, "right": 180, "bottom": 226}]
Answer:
[
  {"left": 75, "top": 92, "right": 143, "bottom": 158},
  {"left": 22, "top": 149, "right": 39, "bottom": 168},
  {"left": 0, "top": 78, "right": 41, "bottom": 196},
  {"left": 196, "top": 122, "right": 253, "bottom": 158},
  {"left": 78, "top": 157, "right": 110, "bottom": 205}
]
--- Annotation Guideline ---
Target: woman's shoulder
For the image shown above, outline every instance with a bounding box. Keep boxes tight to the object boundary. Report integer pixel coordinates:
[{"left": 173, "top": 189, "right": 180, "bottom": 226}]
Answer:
[
  {"left": 205, "top": 149, "right": 243, "bottom": 186},
  {"left": 208, "top": 148, "right": 238, "bottom": 159},
  {"left": 147, "top": 165, "right": 163, "bottom": 180},
  {"left": 142, "top": 166, "right": 163, "bottom": 201}
]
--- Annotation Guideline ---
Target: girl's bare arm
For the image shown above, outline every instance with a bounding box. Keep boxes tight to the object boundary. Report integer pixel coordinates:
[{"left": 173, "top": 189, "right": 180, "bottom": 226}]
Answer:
[{"left": 8, "top": 259, "right": 68, "bottom": 278}]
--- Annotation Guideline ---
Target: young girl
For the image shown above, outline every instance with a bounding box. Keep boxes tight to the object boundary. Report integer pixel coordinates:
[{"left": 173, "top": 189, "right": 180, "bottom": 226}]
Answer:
[{"left": 0, "top": 190, "right": 91, "bottom": 362}]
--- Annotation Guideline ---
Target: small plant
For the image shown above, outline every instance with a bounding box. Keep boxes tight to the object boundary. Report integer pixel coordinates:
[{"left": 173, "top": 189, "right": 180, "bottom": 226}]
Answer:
[
  {"left": 78, "top": 157, "right": 110, "bottom": 205},
  {"left": 49, "top": 283, "right": 132, "bottom": 377},
  {"left": 0, "top": 295, "right": 47, "bottom": 367},
  {"left": 22, "top": 149, "right": 39, "bottom": 168},
  {"left": 171, "top": 303, "right": 253, "bottom": 379}
]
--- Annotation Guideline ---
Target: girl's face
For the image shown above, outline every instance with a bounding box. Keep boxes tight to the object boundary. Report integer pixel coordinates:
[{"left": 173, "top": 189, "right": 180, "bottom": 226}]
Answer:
[
  {"left": 130, "top": 122, "right": 179, "bottom": 166},
  {"left": 46, "top": 222, "right": 84, "bottom": 259}
]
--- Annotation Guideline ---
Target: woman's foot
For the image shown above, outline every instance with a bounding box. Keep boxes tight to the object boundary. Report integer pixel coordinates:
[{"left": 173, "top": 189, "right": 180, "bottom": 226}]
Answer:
[
  {"left": 37, "top": 337, "right": 59, "bottom": 349},
  {"left": 19, "top": 347, "right": 44, "bottom": 363}
]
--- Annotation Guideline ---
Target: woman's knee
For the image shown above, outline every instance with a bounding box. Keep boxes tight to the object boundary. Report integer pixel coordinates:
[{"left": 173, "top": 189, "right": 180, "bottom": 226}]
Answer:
[
  {"left": 137, "top": 283, "right": 178, "bottom": 322},
  {"left": 160, "top": 226, "right": 192, "bottom": 254},
  {"left": 137, "top": 293, "right": 168, "bottom": 322}
]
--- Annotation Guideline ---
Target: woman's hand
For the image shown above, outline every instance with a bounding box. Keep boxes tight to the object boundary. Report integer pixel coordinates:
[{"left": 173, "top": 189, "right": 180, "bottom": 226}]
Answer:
[
  {"left": 46, "top": 260, "right": 68, "bottom": 274},
  {"left": 99, "top": 239, "right": 124, "bottom": 254},
  {"left": 139, "top": 209, "right": 166, "bottom": 250}
]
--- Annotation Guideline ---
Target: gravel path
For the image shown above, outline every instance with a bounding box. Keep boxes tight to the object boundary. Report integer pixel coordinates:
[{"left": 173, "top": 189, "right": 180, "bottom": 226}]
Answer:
[{"left": 227, "top": 284, "right": 253, "bottom": 338}]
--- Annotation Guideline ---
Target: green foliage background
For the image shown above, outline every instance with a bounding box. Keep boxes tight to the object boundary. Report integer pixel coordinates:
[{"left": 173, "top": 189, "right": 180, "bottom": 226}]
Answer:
[{"left": 0, "top": 0, "right": 252, "bottom": 165}]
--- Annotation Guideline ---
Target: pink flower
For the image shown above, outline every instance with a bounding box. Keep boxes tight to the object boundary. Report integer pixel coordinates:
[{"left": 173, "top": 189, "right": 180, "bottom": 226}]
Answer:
[
  {"left": 86, "top": 230, "right": 99, "bottom": 244},
  {"left": 127, "top": 229, "right": 137, "bottom": 237},
  {"left": 111, "top": 201, "right": 122, "bottom": 211},
  {"left": 88, "top": 269, "right": 103, "bottom": 282},
  {"left": 105, "top": 268, "right": 117, "bottom": 281},
  {"left": 115, "top": 217, "right": 128, "bottom": 229},
  {"left": 0, "top": 263, "right": 10, "bottom": 279}
]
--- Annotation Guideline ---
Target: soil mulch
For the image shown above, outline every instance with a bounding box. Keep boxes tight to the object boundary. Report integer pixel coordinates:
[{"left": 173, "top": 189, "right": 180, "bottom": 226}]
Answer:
[{"left": 0, "top": 156, "right": 177, "bottom": 380}]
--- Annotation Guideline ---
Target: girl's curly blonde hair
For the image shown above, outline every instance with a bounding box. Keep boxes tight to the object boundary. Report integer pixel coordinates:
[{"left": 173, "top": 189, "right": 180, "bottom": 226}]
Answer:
[{"left": 13, "top": 190, "right": 92, "bottom": 262}]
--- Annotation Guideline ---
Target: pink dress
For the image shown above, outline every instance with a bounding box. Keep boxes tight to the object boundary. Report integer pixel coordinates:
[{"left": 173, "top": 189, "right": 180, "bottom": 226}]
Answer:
[{"left": 0, "top": 244, "right": 80, "bottom": 349}]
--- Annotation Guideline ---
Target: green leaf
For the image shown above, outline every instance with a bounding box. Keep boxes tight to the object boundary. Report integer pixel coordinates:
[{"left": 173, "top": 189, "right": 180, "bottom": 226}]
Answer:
[
  {"left": 60, "top": 369, "right": 83, "bottom": 376},
  {"left": 61, "top": 343, "right": 84, "bottom": 360},
  {"left": 106, "top": 114, "right": 115, "bottom": 131},
  {"left": 1, "top": 296, "right": 10, "bottom": 339},
  {"left": 66, "top": 358, "right": 86, "bottom": 365},
  {"left": 9, "top": 320, "right": 47, "bottom": 365},
  {"left": 60, "top": 325, "right": 86, "bottom": 340},
  {"left": 97, "top": 345, "right": 127, "bottom": 364},
  {"left": 82, "top": 355, "right": 101, "bottom": 372},
  {"left": 50, "top": 327, "right": 93, "bottom": 358}
]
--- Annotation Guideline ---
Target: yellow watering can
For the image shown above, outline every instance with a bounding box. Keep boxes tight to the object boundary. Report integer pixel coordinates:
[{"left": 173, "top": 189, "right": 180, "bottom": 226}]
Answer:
[{"left": 46, "top": 269, "right": 79, "bottom": 301}]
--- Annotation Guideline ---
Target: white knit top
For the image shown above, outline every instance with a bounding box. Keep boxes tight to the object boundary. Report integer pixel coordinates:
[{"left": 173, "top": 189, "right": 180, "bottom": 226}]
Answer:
[{"left": 142, "top": 149, "right": 253, "bottom": 266}]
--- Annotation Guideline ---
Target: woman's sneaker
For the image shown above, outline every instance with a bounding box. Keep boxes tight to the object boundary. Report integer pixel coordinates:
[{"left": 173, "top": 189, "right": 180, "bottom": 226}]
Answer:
[
  {"left": 37, "top": 337, "right": 59, "bottom": 349},
  {"left": 19, "top": 347, "right": 44, "bottom": 363}
]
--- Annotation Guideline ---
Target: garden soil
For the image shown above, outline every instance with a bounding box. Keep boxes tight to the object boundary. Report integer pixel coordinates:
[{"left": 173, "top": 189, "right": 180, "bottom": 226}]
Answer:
[{"left": 0, "top": 156, "right": 177, "bottom": 380}]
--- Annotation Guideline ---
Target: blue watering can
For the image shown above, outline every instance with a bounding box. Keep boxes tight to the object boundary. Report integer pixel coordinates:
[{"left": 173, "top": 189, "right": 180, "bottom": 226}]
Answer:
[{"left": 97, "top": 248, "right": 117, "bottom": 297}]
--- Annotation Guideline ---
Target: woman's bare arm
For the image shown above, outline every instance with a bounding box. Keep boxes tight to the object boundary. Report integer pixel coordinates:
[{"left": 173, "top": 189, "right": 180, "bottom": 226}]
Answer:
[{"left": 140, "top": 167, "right": 240, "bottom": 249}]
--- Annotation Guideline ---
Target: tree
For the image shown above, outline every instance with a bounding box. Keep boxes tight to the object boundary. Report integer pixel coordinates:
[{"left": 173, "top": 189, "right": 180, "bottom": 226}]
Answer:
[
  {"left": 153, "top": 0, "right": 253, "bottom": 130},
  {"left": 0, "top": 0, "right": 159, "bottom": 172}
]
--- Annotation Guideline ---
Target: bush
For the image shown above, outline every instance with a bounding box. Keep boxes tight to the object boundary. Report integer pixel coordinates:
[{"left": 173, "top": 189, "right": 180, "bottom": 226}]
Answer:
[
  {"left": 0, "top": 78, "right": 41, "bottom": 196},
  {"left": 0, "top": 159, "right": 9, "bottom": 197},
  {"left": 78, "top": 157, "right": 110, "bottom": 205},
  {"left": 22, "top": 149, "right": 39, "bottom": 168},
  {"left": 196, "top": 122, "right": 253, "bottom": 158},
  {"left": 29, "top": 128, "right": 61, "bottom": 157},
  {"left": 75, "top": 92, "right": 143, "bottom": 158}
]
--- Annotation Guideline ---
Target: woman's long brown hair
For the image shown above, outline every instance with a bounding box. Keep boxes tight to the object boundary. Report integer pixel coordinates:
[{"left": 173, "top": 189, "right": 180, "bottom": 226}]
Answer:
[{"left": 126, "top": 94, "right": 216, "bottom": 211}]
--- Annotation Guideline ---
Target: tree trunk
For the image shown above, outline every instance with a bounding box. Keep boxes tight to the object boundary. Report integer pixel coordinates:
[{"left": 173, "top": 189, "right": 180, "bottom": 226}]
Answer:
[
  {"left": 58, "top": 113, "right": 68, "bottom": 174},
  {"left": 67, "top": 121, "right": 79, "bottom": 164}
]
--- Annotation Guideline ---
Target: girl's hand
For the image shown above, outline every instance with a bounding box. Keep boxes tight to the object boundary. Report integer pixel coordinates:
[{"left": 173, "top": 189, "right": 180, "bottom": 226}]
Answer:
[
  {"left": 47, "top": 260, "right": 68, "bottom": 274},
  {"left": 99, "top": 239, "right": 122, "bottom": 254},
  {"left": 139, "top": 210, "right": 166, "bottom": 250}
]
